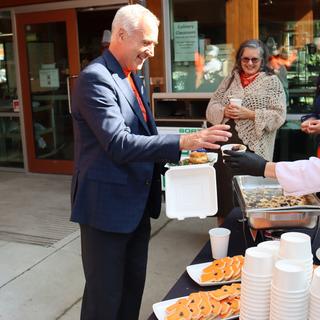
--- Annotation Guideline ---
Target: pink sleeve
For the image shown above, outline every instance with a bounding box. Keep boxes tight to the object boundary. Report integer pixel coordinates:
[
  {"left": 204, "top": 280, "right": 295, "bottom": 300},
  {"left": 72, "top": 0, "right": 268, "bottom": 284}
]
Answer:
[{"left": 275, "top": 157, "right": 320, "bottom": 195}]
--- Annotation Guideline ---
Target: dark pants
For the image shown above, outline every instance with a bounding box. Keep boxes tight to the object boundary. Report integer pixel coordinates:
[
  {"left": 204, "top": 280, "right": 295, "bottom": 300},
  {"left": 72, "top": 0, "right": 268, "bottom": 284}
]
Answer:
[
  {"left": 215, "top": 120, "right": 246, "bottom": 218},
  {"left": 80, "top": 213, "right": 151, "bottom": 320}
]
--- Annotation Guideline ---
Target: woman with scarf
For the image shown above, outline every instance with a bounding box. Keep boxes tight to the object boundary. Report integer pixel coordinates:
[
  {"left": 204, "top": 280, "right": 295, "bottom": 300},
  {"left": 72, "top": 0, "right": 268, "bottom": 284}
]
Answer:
[{"left": 206, "top": 39, "right": 286, "bottom": 222}]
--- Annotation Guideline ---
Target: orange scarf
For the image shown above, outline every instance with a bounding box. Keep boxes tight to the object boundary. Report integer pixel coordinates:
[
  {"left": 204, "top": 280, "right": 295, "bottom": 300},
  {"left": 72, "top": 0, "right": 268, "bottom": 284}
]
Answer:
[{"left": 240, "top": 72, "right": 260, "bottom": 88}]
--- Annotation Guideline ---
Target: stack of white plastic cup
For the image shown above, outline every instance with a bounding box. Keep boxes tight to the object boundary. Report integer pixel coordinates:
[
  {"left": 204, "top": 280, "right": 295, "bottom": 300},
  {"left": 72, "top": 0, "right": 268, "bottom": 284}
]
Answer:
[
  {"left": 278, "top": 232, "right": 313, "bottom": 283},
  {"left": 270, "top": 259, "right": 310, "bottom": 320},
  {"left": 240, "top": 247, "right": 274, "bottom": 320},
  {"left": 257, "top": 240, "right": 280, "bottom": 263},
  {"left": 309, "top": 266, "right": 320, "bottom": 320}
]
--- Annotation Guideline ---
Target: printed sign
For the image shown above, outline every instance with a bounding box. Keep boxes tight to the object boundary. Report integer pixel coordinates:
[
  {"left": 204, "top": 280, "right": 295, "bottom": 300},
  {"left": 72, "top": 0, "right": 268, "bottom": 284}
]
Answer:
[
  {"left": 39, "top": 68, "right": 59, "bottom": 88},
  {"left": 173, "top": 21, "right": 198, "bottom": 62}
]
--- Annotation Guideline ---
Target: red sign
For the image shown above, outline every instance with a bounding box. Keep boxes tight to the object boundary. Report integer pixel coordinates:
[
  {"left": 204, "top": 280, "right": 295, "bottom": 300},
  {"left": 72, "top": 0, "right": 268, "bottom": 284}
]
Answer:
[{"left": 12, "top": 99, "right": 20, "bottom": 112}]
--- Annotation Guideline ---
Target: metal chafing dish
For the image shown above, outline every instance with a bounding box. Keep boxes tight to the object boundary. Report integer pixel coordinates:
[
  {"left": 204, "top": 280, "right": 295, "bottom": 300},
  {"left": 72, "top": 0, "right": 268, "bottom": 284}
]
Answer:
[{"left": 233, "top": 176, "right": 320, "bottom": 230}]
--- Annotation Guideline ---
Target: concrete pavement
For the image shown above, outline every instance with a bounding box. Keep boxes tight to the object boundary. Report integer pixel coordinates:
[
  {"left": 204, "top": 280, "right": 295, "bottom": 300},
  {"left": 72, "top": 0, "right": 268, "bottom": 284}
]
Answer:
[{"left": 0, "top": 172, "right": 217, "bottom": 319}]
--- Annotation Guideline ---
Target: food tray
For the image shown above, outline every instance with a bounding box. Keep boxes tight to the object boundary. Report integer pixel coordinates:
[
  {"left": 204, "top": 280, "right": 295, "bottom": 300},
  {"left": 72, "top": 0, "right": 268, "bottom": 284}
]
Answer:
[
  {"left": 186, "top": 262, "right": 241, "bottom": 287},
  {"left": 233, "top": 176, "right": 320, "bottom": 229},
  {"left": 152, "top": 296, "right": 239, "bottom": 320}
]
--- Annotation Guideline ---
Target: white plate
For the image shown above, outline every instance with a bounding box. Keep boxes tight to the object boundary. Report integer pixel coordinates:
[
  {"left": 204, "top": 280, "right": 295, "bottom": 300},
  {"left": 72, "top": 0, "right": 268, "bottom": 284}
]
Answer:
[
  {"left": 186, "top": 262, "right": 241, "bottom": 286},
  {"left": 153, "top": 296, "right": 239, "bottom": 320},
  {"left": 166, "top": 152, "right": 218, "bottom": 168}
]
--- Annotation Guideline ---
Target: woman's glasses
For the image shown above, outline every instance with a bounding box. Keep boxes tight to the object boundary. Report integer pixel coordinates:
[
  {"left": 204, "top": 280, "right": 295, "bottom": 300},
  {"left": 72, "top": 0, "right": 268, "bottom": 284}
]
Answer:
[{"left": 241, "top": 57, "right": 261, "bottom": 64}]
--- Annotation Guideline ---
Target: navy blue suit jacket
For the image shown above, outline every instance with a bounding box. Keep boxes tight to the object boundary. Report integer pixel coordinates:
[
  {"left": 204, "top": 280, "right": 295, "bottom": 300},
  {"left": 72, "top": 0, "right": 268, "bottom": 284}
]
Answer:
[{"left": 70, "top": 50, "right": 180, "bottom": 233}]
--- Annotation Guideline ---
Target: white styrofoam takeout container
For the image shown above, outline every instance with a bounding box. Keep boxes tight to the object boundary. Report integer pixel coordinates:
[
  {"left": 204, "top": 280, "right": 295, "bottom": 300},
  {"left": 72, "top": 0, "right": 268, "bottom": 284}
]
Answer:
[{"left": 164, "top": 163, "right": 218, "bottom": 220}]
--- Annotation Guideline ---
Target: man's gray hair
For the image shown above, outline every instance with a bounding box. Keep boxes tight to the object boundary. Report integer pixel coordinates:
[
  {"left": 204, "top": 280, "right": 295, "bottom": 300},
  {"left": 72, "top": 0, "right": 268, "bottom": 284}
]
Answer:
[{"left": 111, "top": 4, "right": 159, "bottom": 39}]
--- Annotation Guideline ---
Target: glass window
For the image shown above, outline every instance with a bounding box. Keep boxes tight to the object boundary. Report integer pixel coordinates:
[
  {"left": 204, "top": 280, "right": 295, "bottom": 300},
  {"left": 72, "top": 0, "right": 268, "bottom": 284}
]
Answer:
[
  {"left": 0, "top": 116, "right": 23, "bottom": 167},
  {"left": 0, "top": 11, "right": 22, "bottom": 168},
  {"left": 260, "top": 1, "right": 320, "bottom": 161},
  {"left": 259, "top": 0, "right": 320, "bottom": 114},
  {"left": 0, "top": 11, "right": 17, "bottom": 113},
  {"left": 169, "top": 0, "right": 231, "bottom": 92}
]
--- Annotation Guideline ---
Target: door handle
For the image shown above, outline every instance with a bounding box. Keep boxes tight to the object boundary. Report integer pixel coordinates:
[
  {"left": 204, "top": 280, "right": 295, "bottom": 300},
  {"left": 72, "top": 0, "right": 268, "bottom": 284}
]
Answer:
[{"left": 67, "top": 75, "right": 79, "bottom": 114}]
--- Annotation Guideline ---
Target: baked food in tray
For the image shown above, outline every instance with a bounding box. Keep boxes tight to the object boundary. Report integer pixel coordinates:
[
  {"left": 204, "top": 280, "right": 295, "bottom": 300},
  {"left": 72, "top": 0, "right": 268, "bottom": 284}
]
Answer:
[
  {"left": 162, "top": 284, "right": 241, "bottom": 320},
  {"left": 243, "top": 188, "right": 309, "bottom": 209},
  {"left": 234, "top": 176, "right": 320, "bottom": 211},
  {"left": 189, "top": 151, "right": 209, "bottom": 164},
  {"left": 233, "top": 175, "right": 320, "bottom": 229}
]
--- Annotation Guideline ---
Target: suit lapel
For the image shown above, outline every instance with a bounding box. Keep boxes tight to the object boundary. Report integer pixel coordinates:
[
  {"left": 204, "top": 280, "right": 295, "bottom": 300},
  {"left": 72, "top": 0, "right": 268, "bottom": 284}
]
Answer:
[
  {"left": 103, "top": 50, "right": 151, "bottom": 135},
  {"left": 131, "top": 74, "right": 158, "bottom": 135}
]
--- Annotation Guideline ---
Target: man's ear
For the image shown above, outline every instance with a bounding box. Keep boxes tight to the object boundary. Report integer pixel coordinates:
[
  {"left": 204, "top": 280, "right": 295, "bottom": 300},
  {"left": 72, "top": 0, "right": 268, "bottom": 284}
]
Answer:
[{"left": 118, "top": 28, "right": 127, "bottom": 41}]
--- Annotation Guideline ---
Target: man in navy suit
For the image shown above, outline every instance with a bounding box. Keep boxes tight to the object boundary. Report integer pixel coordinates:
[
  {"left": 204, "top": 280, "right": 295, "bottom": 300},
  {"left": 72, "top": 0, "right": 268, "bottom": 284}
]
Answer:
[{"left": 71, "top": 4, "right": 231, "bottom": 320}]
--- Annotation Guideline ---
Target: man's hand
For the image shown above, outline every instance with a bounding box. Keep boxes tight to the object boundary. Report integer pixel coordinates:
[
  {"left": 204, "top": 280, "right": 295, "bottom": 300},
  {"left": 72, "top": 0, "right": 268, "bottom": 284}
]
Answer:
[
  {"left": 223, "top": 150, "right": 267, "bottom": 177},
  {"left": 179, "top": 124, "right": 231, "bottom": 150}
]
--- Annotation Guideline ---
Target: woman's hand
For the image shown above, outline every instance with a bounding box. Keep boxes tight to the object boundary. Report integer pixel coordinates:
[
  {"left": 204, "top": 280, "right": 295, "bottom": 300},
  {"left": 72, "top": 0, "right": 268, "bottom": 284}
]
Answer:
[
  {"left": 301, "top": 117, "right": 316, "bottom": 133},
  {"left": 224, "top": 104, "right": 255, "bottom": 120},
  {"left": 307, "top": 119, "right": 320, "bottom": 134}
]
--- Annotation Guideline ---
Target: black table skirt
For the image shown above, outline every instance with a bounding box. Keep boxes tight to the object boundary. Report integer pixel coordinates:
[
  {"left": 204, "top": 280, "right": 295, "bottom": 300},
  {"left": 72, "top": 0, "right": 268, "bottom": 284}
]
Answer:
[{"left": 147, "top": 207, "right": 320, "bottom": 320}]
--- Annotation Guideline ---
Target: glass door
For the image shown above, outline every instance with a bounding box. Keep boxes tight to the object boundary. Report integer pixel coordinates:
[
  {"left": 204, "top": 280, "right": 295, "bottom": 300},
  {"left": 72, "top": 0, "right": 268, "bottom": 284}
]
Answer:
[{"left": 16, "top": 9, "right": 80, "bottom": 174}]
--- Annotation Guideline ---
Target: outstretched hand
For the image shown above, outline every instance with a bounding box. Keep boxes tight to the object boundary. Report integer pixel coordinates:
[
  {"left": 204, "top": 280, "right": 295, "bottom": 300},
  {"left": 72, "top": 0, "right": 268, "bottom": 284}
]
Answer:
[
  {"left": 223, "top": 150, "right": 267, "bottom": 177},
  {"left": 179, "top": 124, "right": 232, "bottom": 151}
]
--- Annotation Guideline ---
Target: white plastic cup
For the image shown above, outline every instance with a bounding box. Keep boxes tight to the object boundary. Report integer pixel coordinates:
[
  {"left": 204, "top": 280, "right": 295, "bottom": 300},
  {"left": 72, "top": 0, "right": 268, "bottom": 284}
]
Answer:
[
  {"left": 276, "top": 256, "right": 314, "bottom": 282},
  {"left": 309, "top": 297, "right": 320, "bottom": 317},
  {"left": 279, "top": 232, "right": 312, "bottom": 260},
  {"left": 273, "top": 259, "right": 308, "bottom": 292},
  {"left": 242, "top": 246, "right": 274, "bottom": 276},
  {"left": 240, "top": 307, "right": 270, "bottom": 319},
  {"left": 271, "top": 285, "right": 310, "bottom": 299},
  {"left": 240, "top": 303, "right": 269, "bottom": 315},
  {"left": 311, "top": 266, "right": 320, "bottom": 297},
  {"left": 240, "top": 289, "right": 271, "bottom": 301},
  {"left": 316, "top": 247, "right": 320, "bottom": 260},
  {"left": 241, "top": 269, "right": 273, "bottom": 283},
  {"left": 309, "top": 295, "right": 320, "bottom": 304},
  {"left": 208, "top": 227, "right": 231, "bottom": 259},
  {"left": 270, "top": 308, "right": 308, "bottom": 319},
  {"left": 258, "top": 240, "right": 280, "bottom": 261},
  {"left": 270, "top": 301, "right": 309, "bottom": 314},
  {"left": 230, "top": 97, "right": 242, "bottom": 107},
  {"left": 270, "top": 303, "right": 309, "bottom": 314}
]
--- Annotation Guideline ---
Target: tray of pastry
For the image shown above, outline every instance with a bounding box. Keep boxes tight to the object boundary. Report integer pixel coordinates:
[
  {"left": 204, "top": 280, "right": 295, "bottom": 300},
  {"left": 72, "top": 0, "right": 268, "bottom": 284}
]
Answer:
[{"left": 233, "top": 176, "right": 320, "bottom": 229}]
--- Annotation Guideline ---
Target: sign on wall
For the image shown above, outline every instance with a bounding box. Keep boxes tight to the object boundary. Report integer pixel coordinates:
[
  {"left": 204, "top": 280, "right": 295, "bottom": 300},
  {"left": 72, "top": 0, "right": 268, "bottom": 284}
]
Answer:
[{"left": 173, "top": 21, "right": 198, "bottom": 62}]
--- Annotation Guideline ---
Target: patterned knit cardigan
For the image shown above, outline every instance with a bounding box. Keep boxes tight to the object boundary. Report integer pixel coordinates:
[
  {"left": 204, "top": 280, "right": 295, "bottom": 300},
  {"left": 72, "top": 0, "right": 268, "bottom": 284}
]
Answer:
[{"left": 206, "top": 71, "right": 286, "bottom": 161}]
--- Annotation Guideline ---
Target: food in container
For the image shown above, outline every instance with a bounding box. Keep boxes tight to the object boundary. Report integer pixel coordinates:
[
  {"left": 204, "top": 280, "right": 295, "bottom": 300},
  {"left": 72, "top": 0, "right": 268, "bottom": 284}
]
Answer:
[
  {"left": 221, "top": 144, "right": 247, "bottom": 156},
  {"left": 189, "top": 151, "right": 209, "bottom": 164},
  {"left": 152, "top": 283, "right": 241, "bottom": 320},
  {"left": 233, "top": 176, "right": 320, "bottom": 229}
]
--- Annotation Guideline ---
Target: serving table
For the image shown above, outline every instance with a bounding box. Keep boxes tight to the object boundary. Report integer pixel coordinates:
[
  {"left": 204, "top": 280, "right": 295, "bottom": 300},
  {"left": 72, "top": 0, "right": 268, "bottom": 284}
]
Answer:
[{"left": 147, "top": 207, "right": 320, "bottom": 320}]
